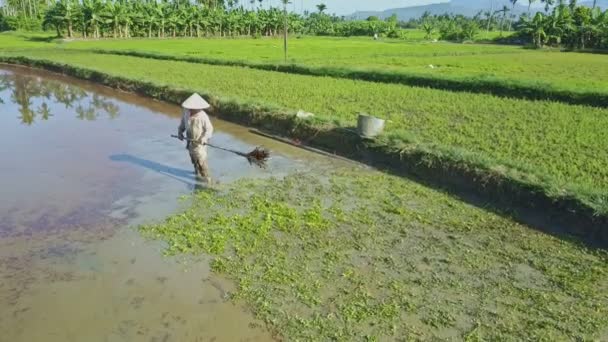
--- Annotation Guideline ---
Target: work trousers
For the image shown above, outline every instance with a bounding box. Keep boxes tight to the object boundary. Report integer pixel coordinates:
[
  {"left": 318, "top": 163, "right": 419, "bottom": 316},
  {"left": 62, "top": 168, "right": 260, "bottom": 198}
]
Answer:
[{"left": 188, "top": 145, "right": 210, "bottom": 182}]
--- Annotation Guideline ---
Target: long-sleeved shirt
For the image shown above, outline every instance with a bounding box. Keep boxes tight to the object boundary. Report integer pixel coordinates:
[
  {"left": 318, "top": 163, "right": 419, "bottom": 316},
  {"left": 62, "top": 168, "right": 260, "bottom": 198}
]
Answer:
[{"left": 178, "top": 109, "right": 213, "bottom": 148}]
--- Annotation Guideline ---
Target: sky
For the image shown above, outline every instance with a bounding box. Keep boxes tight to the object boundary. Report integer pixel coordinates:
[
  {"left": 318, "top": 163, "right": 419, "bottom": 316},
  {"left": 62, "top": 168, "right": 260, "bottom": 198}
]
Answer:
[
  {"left": 261, "top": 0, "right": 546, "bottom": 15},
  {"left": 261, "top": 0, "right": 450, "bottom": 15},
  {"left": 304, "top": 0, "right": 449, "bottom": 15}
]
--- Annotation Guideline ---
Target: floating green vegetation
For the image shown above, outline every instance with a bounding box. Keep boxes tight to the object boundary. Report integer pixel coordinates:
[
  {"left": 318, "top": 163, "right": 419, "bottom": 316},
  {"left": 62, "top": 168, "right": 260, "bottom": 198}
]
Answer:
[{"left": 140, "top": 169, "right": 608, "bottom": 340}]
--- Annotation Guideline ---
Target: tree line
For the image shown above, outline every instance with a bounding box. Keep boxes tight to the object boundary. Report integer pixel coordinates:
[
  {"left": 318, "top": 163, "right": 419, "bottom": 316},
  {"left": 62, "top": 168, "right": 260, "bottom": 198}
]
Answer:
[
  {"left": 409, "top": 0, "right": 607, "bottom": 48},
  {"left": 519, "top": 0, "right": 608, "bottom": 49},
  {"left": 0, "top": 0, "right": 403, "bottom": 38},
  {"left": 0, "top": 0, "right": 606, "bottom": 49}
]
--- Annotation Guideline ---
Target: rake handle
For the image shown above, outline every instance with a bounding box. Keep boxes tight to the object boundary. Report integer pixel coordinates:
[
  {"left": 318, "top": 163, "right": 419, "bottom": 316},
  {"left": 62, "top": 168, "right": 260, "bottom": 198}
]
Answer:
[{"left": 170, "top": 135, "right": 246, "bottom": 157}]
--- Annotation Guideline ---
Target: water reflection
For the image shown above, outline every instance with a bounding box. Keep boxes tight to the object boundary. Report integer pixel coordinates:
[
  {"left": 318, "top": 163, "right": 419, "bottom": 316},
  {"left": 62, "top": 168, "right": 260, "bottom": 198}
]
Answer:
[{"left": 0, "top": 72, "right": 119, "bottom": 125}]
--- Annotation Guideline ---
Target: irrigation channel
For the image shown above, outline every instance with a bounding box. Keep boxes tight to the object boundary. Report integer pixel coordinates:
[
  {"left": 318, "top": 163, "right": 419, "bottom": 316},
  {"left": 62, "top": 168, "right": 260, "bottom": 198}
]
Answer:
[{"left": 0, "top": 64, "right": 351, "bottom": 341}]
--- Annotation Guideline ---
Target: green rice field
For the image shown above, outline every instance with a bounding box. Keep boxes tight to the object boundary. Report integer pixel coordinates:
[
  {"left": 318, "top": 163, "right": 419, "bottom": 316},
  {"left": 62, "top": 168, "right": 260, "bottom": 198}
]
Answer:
[
  {"left": 2, "top": 30, "right": 607, "bottom": 341},
  {"left": 3, "top": 32, "right": 606, "bottom": 95},
  {"left": 65, "top": 36, "right": 608, "bottom": 94}
]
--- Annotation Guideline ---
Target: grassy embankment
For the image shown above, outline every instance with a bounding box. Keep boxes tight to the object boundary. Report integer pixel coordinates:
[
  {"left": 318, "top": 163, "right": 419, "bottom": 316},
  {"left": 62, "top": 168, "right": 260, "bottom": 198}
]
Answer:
[{"left": 139, "top": 169, "right": 608, "bottom": 340}]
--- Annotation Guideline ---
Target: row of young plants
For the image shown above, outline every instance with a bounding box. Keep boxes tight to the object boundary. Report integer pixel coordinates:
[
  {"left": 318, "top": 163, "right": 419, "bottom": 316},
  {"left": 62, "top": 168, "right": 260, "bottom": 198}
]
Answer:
[
  {"left": 87, "top": 48, "right": 608, "bottom": 108},
  {"left": 1, "top": 54, "right": 605, "bottom": 241},
  {"left": 59, "top": 35, "right": 606, "bottom": 95}
]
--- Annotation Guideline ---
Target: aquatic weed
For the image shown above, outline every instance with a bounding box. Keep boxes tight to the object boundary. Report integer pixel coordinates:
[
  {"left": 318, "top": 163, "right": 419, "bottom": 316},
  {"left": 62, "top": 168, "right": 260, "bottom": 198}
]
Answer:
[{"left": 139, "top": 169, "right": 608, "bottom": 340}]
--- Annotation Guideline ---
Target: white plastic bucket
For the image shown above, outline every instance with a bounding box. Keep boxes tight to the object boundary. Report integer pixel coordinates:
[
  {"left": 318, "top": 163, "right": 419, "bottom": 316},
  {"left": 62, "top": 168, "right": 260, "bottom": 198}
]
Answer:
[{"left": 357, "top": 113, "right": 385, "bottom": 138}]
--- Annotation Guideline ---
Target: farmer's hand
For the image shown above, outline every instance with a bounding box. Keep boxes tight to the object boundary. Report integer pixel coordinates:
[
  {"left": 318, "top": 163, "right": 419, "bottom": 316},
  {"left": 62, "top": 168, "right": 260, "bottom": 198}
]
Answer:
[{"left": 178, "top": 133, "right": 184, "bottom": 141}]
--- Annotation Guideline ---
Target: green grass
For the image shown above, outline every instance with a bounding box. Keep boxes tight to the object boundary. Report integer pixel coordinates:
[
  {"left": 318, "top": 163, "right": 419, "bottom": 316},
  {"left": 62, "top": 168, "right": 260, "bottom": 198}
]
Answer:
[
  {"left": 140, "top": 169, "right": 608, "bottom": 340},
  {"left": 4, "top": 33, "right": 606, "bottom": 105},
  {"left": 66, "top": 35, "right": 518, "bottom": 63},
  {"left": 0, "top": 31, "right": 57, "bottom": 50},
  {"left": 62, "top": 35, "right": 608, "bottom": 95},
  {"left": 4, "top": 49, "right": 607, "bottom": 204}
]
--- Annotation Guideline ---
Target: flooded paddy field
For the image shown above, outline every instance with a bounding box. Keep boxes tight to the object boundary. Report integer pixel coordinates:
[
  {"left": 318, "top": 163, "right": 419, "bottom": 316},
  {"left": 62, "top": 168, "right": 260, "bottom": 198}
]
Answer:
[
  {"left": 1, "top": 64, "right": 607, "bottom": 341},
  {"left": 0, "top": 65, "right": 345, "bottom": 341}
]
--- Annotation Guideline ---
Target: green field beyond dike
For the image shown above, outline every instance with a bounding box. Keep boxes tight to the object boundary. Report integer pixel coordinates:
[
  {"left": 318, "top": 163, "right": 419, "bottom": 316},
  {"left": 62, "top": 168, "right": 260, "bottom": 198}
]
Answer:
[{"left": 66, "top": 36, "right": 608, "bottom": 98}]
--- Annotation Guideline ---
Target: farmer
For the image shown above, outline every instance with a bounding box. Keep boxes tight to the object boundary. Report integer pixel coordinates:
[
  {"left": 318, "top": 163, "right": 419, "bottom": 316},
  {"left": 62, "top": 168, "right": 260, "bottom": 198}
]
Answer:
[{"left": 178, "top": 93, "right": 214, "bottom": 183}]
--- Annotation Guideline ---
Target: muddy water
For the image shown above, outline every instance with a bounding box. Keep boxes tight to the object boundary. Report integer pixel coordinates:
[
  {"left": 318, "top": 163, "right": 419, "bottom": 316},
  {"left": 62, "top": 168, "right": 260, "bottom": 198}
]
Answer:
[{"left": 0, "top": 65, "right": 343, "bottom": 341}]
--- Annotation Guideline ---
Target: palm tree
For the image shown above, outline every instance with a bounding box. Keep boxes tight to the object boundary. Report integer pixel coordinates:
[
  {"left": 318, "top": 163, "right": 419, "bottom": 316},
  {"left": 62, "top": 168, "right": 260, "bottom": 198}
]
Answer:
[
  {"left": 212, "top": 7, "right": 225, "bottom": 36},
  {"left": 486, "top": 0, "right": 495, "bottom": 37},
  {"left": 190, "top": 5, "right": 202, "bottom": 37},
  {"left": 138, "top": 3, "right": 156, "bottom": 38},
  {"left": 509, "top": 0, "right": 518, "bottom": 30},
  {"left": 178, "top": 6, "right": 193, "bottom": 36},
  {"left": 151, "top": 1, "right": 167, "bottom": 38},
  {"left": 421, "top": 20, "right": 435, "bottom": 39},
  {"left": 166, "top": 8, "right": 181, "bottom": 37},
  {"left": 462, "top": 21, "right": 480, "bottom": 40},
  {"left": 82, "top": 0, "right": 104, "bottom": 38},
  {"left": 104, "top": 1, "right": 127, "bottom": 38},
  {"left": 541, "top": 0, "right": 555, "bottom": 12},
  {"left": 316, "top": 3, "right": 326, "bottom": 14},
  {"left": 282, "top": 0, "right": 289, "bottom": 62},
  {"left": 43, "top": 2, "right": 65, "bottom": 37},
  {"left": 523, "top": 12, "right": 547, "bottom": 47},
  {"left": 52, "top": 0, "right": 78, "bottom": 38},
  {"left": 123, "top": 2, "right": 136, "bottom": 38},
  {"left": 498, "top": 6, "right": 510, "bottom": 35},
  {"left": 508, "top": 12, "right": 517, "bottom": 31}
]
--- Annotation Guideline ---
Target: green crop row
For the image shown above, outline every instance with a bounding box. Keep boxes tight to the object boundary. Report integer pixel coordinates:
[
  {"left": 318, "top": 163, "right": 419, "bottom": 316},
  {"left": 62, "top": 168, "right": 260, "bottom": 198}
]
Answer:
[
  {"left": 4, "top": 33, "right": 607, "bottom": 106},
  {"left": 84, "top": 48, "right": 608, "bottom": 107},
  {"left": 66, "top": 35, "right": 523, "bottom": 61}
]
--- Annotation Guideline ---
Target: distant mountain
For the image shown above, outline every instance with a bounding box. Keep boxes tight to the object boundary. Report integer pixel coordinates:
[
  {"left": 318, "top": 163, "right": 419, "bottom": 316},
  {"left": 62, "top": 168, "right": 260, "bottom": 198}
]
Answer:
[
  {"left": 349, "top": 0, "right": 607, "bottom": 21},
  {"left": 350, "top": 1, "right": 527, "bottom": 21}
]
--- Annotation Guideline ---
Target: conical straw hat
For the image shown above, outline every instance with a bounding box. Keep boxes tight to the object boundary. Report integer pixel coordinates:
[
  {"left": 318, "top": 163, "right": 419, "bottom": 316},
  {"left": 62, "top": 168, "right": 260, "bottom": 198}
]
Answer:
[{"left": 181, "top": 93, "right": 210, "bottom": 109}]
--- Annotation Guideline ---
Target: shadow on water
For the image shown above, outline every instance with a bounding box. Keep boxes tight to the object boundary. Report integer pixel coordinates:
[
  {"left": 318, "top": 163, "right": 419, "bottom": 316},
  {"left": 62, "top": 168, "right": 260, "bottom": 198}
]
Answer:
[
  {"left": 109, "top": 153, "right": 217, "bottom": 194},
  {"left": 110, "top": 153, "right": 197, "bottom": 188}
]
